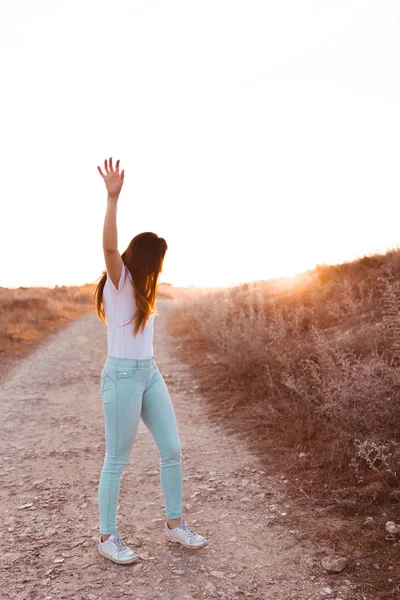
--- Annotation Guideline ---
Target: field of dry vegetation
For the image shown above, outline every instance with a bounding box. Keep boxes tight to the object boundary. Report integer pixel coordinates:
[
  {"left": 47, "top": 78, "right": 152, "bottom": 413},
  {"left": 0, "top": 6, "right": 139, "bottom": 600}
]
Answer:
[
  {"left": 169, "top": 249, "right": 400, "bottom": 598},
  {"left": 0, "top": 285, "right": 94, "bottom": 377},
  {"left": 171, "top": 249, "right": 400, "bottom": 493}
]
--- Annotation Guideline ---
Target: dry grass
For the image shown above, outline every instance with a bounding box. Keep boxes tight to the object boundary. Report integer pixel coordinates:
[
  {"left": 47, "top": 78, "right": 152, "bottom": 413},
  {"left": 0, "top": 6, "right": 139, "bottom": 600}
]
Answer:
[
  {"left": 0, "top": 285, "right": 95, "bottom": 377},
  {"left": 168, "top": 248, "right": 400, "bottom": 599},
  {"left": 172, "top": 249, "right": 400, "bottom": 488}
]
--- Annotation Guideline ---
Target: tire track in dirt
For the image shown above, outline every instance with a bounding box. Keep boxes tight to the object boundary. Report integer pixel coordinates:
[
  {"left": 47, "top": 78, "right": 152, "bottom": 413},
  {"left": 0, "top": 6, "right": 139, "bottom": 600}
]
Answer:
[{"left": 0, "top": 300, "right": 361, "bottom": 600}]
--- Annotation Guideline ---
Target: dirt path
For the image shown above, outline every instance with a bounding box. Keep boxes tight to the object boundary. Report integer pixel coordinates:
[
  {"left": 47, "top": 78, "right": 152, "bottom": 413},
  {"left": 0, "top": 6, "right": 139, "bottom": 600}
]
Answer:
[{"left": 0, "top": 301, "right": 362, "bottom": 600}]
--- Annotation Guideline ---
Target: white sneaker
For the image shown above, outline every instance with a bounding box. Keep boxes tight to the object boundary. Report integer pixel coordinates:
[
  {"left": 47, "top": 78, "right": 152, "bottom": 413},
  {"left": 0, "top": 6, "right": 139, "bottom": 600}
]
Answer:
[
  {"left": 98, "top": 531, "right": 140, "bottom": 564},
  {"left": 164, "top": 517, "right": 208, "bottom": 549}
]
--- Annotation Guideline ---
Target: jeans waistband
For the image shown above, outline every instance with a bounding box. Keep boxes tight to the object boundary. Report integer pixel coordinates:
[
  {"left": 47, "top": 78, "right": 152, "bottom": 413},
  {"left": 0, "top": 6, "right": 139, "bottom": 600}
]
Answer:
[{"left": 106, "top": 355, "right": 154, "bottom": 368}]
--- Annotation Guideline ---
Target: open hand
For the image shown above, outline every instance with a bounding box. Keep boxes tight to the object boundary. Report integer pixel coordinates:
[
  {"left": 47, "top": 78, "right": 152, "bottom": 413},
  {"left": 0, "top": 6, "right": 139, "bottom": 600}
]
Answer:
[{"left": 97, "top": 157, "right": 125, "bottom": 198}]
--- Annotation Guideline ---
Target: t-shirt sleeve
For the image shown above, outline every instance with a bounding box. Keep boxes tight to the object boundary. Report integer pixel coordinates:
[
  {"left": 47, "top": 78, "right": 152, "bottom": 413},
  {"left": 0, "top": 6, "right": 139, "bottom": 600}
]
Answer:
[{"left": 104, "top": 263, "right": 128, "bottom": 294}]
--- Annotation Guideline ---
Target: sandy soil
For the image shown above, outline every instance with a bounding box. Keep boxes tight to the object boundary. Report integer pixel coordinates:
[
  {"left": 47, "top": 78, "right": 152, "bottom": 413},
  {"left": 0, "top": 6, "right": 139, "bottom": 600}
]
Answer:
[{"left": 0, "top": 300, "right": 368, "bottom": 600}]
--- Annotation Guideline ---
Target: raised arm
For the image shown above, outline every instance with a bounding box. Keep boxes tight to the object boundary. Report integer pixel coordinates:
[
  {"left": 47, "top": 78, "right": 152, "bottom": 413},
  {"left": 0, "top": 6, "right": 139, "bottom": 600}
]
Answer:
[{"left": 97, "top": 157, "right": 125, "bottom": 289}]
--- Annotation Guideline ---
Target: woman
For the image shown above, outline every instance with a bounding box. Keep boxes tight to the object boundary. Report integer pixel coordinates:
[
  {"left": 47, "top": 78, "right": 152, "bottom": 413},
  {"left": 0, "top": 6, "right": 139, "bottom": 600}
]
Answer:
[{"left": 95, "top": 157, "right": 207, "bottom": 565}]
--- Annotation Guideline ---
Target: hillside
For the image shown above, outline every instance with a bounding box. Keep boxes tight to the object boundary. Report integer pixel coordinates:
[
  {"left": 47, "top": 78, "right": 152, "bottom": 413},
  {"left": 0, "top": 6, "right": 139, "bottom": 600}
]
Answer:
[{"left": 169, "top": 249, "right": 400, "bottom": 598}]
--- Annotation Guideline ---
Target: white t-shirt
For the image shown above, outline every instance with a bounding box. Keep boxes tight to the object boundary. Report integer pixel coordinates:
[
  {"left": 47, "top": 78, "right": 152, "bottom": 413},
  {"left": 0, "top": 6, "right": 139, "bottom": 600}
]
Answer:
[{"left": 103, "top": 263, "right": 154, "bottom": 359}]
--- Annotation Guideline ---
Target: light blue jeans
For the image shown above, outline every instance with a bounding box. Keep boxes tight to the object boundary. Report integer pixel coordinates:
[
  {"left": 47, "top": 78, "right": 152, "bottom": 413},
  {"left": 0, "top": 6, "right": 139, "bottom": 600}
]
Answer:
[{"left": 98, "top": 355, "right": 183, "bottom": 534}]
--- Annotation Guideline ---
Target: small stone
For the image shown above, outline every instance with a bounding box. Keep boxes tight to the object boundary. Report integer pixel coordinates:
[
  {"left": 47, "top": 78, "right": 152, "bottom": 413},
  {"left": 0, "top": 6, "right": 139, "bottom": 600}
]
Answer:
[
  {"left": 210, "top": 570, "right": 224, "bottom": 578},
  {"left": 240, "top": 497, "right": 251, "bottom": 502},
  {"left": 363, "top": 516, "right": 375, "bottom": 527},
  {"left": 171, "top": 569, "right": 184, "bottom": 575},
  {"left": 146, "top": 469, "right": 158, "bottom": 476},
  {"left": 204, "top": 582, "right": 216, "bottom": 593},
  {"left": 53, "top": 558, "right": 65, "bottom": 564},
  {"left": 320, "top": 588, "right": 333, "bottom": 596},
  {"left": 390, "top": 490, "right": 400, "bottom": 502},
  {"left": 321, "top": 555, "right": 347, "bottom": 573},
  {"left": 70, "top": 538, "right": 86, "bottom": 547},
  {"left": 17, "top": 503, "right": 33, "bottom": 510},
  {"left": 385, "top": 520, "right": 400, "bottom": 534}
]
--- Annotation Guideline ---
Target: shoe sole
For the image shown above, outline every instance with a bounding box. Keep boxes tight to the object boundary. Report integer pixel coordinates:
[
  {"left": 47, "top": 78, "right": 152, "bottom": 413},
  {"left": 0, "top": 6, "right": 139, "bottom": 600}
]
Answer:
[
  {"left": 98, "top": 548, "right": 140, "bottom": 564},
  {"left": 165, "top": 536, "right": 208, "bottom": 549}
]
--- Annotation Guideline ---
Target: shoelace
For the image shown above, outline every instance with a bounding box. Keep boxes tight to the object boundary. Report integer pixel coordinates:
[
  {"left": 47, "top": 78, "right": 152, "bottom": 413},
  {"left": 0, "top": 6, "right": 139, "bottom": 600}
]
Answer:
[
  {"left": 110, "top": 532, "right": 128, "bottom": 552},
  {"left": 177, "top": 521, "right": 198, "bottom": 540}
]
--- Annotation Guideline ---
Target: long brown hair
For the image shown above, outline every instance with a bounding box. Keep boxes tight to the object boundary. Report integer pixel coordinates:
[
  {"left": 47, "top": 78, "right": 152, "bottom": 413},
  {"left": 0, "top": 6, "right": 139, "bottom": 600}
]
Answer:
[{"left": 94, "top": 232, "right": 168, "bottom": 335}]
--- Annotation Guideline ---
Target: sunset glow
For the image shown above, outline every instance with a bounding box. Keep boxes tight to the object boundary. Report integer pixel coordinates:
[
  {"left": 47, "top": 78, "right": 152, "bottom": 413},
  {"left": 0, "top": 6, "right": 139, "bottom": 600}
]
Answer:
[{"left": 1, "top": 1, "right": 399, "bottom": 288}]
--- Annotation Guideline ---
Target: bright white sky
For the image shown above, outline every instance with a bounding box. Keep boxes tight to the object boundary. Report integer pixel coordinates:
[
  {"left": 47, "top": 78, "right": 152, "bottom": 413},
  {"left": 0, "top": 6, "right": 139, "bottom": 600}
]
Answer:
[{"left": 1, "top": 0, "right": 399, "bottom": 288}]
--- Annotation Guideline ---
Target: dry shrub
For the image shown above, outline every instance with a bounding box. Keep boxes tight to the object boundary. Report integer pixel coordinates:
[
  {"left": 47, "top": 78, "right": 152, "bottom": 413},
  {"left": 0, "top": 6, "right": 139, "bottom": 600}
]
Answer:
[{"left": 179, "top": 249, "right": 400, "bottom": 486}]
